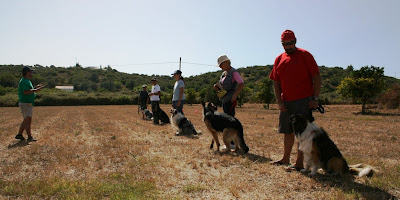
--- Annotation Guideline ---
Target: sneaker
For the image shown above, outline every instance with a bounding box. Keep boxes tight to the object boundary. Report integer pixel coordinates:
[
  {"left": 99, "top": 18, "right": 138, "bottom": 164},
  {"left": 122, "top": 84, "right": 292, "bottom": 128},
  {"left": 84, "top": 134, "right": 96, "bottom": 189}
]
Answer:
[
  {"left": 15, "top": 134, "right": 25, "bottom": 140},
  {"left": 27, "top": 136, "right": 37, "bottom": 142}
]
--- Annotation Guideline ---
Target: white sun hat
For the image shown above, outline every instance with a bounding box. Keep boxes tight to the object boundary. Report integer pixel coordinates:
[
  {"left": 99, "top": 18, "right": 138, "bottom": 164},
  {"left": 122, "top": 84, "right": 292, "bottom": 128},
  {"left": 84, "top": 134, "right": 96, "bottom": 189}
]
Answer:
[{"left": 216, "top": 55, "right": 231, "bottom": 67}]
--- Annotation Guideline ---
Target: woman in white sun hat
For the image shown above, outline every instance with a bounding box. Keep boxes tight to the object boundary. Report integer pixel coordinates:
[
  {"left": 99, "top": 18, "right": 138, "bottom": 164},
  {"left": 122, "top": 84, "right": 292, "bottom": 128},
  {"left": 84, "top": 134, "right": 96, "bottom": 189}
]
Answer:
[{"left": 213, "top": 55, "right": 245, "bottom": 117}]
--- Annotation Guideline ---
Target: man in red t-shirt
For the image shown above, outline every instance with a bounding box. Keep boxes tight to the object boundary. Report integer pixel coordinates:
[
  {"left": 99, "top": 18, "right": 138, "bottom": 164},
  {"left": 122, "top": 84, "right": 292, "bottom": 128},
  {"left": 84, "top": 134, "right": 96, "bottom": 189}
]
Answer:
[{"left": 269, "top": 30, "right": 321, "bottom": 171}]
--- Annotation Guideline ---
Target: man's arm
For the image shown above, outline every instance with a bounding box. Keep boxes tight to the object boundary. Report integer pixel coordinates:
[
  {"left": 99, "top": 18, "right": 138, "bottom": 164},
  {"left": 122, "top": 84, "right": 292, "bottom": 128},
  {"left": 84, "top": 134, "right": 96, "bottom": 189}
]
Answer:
[
  {"left": 23, "top": 87, "right": 42, "bottom": 95},
  {"left": 312, "top": 73, "right": 321, "bottom": 98},
  {"left": 309, "top": 73, "right": 321, "bottom": 109},
  {"left": 273, "top": 81, "right": 287, "bottom": 111}
]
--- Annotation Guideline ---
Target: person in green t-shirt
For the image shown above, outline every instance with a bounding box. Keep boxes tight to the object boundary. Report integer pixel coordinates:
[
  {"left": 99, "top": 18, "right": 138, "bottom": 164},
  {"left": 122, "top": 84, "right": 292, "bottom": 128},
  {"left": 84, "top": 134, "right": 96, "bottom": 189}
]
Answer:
[{"left": 15, "top": 67, "right": 43, "bottom": 142}]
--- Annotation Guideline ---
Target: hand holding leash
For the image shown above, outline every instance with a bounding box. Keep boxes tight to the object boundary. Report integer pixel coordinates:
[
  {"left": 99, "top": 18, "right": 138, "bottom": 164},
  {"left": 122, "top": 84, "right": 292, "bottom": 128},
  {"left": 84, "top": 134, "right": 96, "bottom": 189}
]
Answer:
[
  {"left": 278, "top": 101, "right": 287, "bottom": 112},
  {"left": 313, "top": 105, "right": 325, "bottom": 114}
]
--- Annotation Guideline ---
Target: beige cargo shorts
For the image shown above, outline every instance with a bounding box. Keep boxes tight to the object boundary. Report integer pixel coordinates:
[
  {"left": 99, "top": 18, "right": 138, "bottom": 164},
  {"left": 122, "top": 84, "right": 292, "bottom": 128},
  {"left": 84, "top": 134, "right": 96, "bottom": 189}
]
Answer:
[{"left": 19, "top": 102, "right": 33, "bottom": 118}]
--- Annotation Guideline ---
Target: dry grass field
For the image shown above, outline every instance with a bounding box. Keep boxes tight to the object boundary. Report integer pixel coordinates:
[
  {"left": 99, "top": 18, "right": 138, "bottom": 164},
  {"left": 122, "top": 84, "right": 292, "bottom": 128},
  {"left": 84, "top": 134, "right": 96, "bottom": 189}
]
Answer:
[{"left": 0, "top": 104, "right": 399, "bottom": 199}]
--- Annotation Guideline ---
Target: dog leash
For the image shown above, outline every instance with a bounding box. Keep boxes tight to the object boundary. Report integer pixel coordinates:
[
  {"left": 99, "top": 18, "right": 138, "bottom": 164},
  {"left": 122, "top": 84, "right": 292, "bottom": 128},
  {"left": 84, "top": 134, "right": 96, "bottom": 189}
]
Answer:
[
  {"left": 229, "top": 100, "right": 237, "bottom": 114},
  {"left": 313, "top": 105, "right": 325, "bottom": 114}
]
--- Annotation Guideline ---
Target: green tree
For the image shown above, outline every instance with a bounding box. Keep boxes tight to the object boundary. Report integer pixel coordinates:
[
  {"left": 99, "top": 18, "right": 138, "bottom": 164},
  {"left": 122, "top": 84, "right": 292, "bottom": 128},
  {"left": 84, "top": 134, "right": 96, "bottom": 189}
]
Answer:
[
  {"left": 238, "top": 86, "right": 251, "bottom": 107},
  {"left": 126, "top": 80, "right": 135, "bottom": 90},
  {"left": 337, "top": 66, "right": 385, "bottom": 113},
  {"left": 256, "top": 78, "right": 274, "bottom": 109},
  {"left": 0, "top": 74, "right": 18, "bottom": 87},
  {"left": 186, "top": 88, "right": 197, "bottom": 105},
  {"left": 90, "top": 73, "right": 99, "bottom": 82},
  {"left": 100, "top": 79, "right": 114, "bottom": 91}
]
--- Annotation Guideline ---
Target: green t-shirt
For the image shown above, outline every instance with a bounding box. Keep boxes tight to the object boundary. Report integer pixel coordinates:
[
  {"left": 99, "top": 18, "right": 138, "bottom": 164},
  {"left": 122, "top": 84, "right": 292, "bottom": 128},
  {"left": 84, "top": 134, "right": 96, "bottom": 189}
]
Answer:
[{"left": 18, "top": 78, "right": 36, "bottom": 103}]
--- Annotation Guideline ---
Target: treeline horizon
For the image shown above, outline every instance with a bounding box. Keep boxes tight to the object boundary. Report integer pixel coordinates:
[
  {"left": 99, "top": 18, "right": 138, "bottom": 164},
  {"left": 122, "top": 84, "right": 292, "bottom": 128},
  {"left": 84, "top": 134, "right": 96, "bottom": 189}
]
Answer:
[{"left": 0, "top": 64, "right": 399, "bottom": 107}]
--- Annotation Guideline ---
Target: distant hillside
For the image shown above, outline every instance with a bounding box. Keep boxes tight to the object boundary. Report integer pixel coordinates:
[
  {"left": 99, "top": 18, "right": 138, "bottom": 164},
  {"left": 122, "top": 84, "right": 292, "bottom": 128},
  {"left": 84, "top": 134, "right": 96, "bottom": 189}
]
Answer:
[{"left": 0, "top": 64, "right": 399, "bottom": 106}]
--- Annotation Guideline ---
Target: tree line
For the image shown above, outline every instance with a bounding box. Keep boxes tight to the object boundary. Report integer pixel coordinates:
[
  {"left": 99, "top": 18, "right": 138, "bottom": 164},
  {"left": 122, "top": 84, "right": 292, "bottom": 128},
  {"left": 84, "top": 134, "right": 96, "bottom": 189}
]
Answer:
[{"left": 0, "top": 64, "right": 399, "bottom": 112}]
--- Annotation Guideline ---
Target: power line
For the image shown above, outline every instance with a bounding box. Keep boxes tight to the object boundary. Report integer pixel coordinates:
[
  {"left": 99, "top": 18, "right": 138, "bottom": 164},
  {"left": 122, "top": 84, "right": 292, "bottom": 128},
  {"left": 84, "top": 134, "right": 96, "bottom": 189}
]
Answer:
[
  {"left": 181, "top": 62, "right": 215, "bottom": 67},
  {"left": 102, "top": 61, "right": 215, "bottom": 67},
  {"left": 110, "top": 62, "right": 178, "bottom": 66}
]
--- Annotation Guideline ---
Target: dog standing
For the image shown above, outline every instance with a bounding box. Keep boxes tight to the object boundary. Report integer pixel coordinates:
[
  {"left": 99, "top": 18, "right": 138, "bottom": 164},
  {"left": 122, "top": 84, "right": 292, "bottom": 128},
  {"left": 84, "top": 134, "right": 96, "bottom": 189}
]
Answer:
[
  {"left": 201, "top": 102, "right": 249, "bottom": 153},
  {"left": 290, "top": 114, "right": 375, "bottom": 177},
  {"left": 170, "top": 109, "right": 198, "bottom": 136}
]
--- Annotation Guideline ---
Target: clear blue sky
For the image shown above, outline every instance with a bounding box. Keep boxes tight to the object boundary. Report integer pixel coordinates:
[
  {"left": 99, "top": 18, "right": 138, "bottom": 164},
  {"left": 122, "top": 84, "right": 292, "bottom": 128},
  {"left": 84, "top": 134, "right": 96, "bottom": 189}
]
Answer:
[{"left": 1, "top": 0, "right": 399, "bottom": 78}]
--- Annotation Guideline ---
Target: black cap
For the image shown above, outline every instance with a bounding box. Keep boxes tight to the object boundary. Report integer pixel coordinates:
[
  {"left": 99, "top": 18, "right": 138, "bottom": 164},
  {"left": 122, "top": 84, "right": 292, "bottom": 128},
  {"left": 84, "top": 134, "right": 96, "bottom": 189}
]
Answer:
[
  {"left": 22, "top": 66, "right": 34, "bottom": 76},
  {"left": 171, "top": 70, "right": 182, "bottom": 75},
  {"left": 151, "top": 77, "right": 157, "bottom": 81}
]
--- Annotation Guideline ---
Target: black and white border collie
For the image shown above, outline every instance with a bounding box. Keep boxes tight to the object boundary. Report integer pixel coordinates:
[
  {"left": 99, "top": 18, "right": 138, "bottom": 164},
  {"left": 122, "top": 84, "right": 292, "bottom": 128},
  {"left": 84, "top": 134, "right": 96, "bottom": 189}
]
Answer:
[
  {"left": 290, "top": 114, "right": 375, "bottom": 177},
  {"left": 170, "top": 109, "right": 198, "bottom": 136},
  {"left": 140, "top": 108, "right": 153, "bottom": 121},
  {"left": 201, "top": 101, "right": 249, "bottom": 154}
]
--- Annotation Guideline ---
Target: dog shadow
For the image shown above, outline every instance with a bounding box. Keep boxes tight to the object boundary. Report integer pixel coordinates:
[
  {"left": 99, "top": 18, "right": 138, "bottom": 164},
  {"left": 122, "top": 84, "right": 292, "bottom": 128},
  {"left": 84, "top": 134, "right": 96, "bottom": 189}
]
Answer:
[
  {"left": 303, "top": 173, "right": 396, "bottom": 199},
  {"left": 7, "top": 140, "right": 30, "bottom": 149}
]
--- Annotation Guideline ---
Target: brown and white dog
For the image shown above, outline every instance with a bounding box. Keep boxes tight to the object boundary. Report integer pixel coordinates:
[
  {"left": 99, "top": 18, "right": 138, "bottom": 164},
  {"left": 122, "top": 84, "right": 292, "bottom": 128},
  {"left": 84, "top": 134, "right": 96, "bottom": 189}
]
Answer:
[{"left": 290, "top": 114, "right": 375, "bottom": 177}]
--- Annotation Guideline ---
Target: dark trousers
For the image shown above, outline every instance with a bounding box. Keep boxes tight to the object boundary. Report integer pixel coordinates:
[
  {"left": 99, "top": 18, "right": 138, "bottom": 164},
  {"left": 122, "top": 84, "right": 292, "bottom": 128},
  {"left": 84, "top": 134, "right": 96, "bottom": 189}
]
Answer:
[
  {"left": 151, "top": 101, "right": 161, "bottom": 123},
  {"left": 222, "top": 101, "right": 235, "bottom": 117},
  {"left": 172, "top": 100, "right": 185, "bottom": 114}
]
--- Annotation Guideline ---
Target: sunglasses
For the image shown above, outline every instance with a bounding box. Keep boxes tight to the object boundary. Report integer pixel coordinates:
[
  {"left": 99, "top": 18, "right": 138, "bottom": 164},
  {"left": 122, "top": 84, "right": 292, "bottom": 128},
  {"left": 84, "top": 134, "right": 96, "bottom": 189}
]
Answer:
[{"left": 282, "top": 40, "right": 295, "bottom": 46}]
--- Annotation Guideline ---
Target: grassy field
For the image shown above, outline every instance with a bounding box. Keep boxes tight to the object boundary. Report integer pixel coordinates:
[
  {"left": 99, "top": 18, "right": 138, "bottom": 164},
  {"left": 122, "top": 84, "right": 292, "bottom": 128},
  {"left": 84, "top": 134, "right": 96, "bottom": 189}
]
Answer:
[{"left": 0, "top": 104, "right": 399, "bottom": 199}]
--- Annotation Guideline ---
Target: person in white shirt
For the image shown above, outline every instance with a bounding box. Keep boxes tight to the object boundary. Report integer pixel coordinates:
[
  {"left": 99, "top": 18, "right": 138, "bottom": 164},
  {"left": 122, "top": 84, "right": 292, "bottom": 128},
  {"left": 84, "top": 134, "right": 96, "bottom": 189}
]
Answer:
[{"left": 149, "top": 77, "right": 161, "bottom": 124}]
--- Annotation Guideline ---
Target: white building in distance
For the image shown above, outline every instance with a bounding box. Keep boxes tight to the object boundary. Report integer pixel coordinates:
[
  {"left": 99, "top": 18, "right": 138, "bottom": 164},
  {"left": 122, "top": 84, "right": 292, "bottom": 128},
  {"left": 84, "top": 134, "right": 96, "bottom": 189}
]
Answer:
[{"left": 55, "top": 86, "right": 74, "bottom": 92}]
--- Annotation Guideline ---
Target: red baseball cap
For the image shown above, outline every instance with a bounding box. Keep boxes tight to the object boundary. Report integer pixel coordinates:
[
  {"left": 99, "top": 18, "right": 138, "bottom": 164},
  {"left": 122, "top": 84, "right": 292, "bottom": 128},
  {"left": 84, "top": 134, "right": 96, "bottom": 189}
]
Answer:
[{"left": 281, "top": 30, "right": 296, "bottom": 41}]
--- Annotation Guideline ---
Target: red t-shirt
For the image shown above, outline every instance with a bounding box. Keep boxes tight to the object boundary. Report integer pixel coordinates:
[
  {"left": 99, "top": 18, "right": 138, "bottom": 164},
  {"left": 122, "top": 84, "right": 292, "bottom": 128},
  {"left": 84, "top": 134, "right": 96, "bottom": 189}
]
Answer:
[{"left": 269, "top": 48, "right": 320, "bottom": 101}]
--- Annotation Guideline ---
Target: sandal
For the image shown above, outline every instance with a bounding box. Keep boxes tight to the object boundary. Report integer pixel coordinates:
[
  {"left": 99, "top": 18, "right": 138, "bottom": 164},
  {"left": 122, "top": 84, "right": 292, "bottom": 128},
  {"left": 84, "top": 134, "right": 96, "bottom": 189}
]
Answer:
[
  {"left": 270, "top": 160, "right": 290, "bottom": 166},
  {"left": 285, "top": 165, "right": 304, "bottom": 172}
]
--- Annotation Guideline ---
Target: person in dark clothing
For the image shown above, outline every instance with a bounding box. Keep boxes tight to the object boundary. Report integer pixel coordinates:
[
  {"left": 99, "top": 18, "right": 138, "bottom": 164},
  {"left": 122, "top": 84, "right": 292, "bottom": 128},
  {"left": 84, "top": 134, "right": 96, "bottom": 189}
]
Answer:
[{"left": 138, "top": 85, "right": 149, "bottom": 110}]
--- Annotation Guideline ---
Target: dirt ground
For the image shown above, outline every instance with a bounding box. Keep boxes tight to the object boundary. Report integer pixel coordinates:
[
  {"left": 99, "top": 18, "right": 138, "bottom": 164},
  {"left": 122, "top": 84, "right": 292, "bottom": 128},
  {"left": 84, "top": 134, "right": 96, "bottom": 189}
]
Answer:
[{"left": 0, "top": 104, "right": 399, "bottom": 199}]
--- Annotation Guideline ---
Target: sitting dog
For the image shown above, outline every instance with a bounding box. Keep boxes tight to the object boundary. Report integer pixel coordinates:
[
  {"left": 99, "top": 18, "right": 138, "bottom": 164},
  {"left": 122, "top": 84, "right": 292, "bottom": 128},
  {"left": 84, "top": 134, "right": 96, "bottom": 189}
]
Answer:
[
  {"left": 201, "top": 101, "right": 249, "bottom": 153},
  {"left": 140, "top": 108, "right": 153, "bottom": 120},
  {"left": 159, "top": 108, "right": 170, "bottom": 124},
  {"left": 290, "top": 114, "right": 375, "bottom": 177},
  {"left": 170, "top": 109, "right": 198, "bottom": 136}
]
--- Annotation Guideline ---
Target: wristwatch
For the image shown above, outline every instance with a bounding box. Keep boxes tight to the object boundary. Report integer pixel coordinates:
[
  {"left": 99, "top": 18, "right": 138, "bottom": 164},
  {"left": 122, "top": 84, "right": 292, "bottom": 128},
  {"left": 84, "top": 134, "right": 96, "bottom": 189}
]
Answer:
[{"left": 311, "top": 96, "right": 319, "bottom": 101}]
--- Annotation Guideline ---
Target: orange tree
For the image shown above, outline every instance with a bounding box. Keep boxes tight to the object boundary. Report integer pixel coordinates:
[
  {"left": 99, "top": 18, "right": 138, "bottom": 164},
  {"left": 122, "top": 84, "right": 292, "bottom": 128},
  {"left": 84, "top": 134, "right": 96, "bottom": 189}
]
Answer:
[{"left": 337, "top": 66, "right": 385, "bottom": 113}]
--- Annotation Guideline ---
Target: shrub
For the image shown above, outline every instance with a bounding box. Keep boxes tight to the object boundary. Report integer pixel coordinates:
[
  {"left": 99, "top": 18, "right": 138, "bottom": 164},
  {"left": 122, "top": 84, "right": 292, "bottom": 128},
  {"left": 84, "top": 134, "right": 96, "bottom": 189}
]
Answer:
[
  {"left": 0, "top": 93, "right": 18, "bottom": 106},
  {"left": 379, "top": 84, "right": 400, "bottom": 109}
]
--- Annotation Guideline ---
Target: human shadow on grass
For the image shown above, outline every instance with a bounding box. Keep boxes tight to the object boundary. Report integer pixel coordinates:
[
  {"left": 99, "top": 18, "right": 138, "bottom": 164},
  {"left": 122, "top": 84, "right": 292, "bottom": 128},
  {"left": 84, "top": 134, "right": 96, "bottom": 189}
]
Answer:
[
  {"left": 212, "top": 150, "right": 272, "bottom": 164},
  {"left": 354, "top": 111, "right": 400, "bottom": 117},
  {"left": 301, "top": 173, "right": 396, "bottom": 200},
  {"left": 7, "top": 140, "right": 30, "bottom": 149},
  {"left": 244, "top": 153, "right": 272, "bottom": 164}
]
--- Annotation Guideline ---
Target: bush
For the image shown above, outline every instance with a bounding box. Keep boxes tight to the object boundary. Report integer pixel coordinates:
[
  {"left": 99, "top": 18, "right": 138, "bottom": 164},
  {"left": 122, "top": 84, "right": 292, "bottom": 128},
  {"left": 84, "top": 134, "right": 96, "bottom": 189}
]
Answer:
[
  {"left": 379, "top": 84, "right": 400, "bottom": 109},
  {"left": 0, "top": 86, "right": 6, "bottom": 96},
  {"left": 0, "top": 93, "right": 18, "bottom": 106}
]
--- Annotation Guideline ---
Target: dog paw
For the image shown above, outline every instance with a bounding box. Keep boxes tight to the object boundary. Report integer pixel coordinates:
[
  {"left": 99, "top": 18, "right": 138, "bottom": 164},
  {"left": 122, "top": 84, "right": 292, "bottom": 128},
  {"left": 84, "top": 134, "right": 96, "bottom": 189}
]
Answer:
[
  {"left": 309, "top": 171, "right": 317, "bottom": 176},
  {"left": 300, "top": 169, "right": 308, "bottom": 173}
]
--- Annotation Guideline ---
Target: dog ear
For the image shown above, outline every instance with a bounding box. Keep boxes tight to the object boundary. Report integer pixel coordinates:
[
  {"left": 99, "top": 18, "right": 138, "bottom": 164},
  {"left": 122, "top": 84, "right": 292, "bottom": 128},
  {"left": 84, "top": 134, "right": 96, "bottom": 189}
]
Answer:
[{"left": 201, "top": 101, "right": 205, "bottom": 107}]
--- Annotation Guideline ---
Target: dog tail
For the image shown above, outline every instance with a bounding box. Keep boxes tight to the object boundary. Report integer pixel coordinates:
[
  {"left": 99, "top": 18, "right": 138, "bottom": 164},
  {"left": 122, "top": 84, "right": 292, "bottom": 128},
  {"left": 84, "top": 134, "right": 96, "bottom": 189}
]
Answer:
[
  {"left": 238, "top": 125, "right": 249, "bottom": 154},
  {"left": 349, "top": 163, "right": 376, "bottom": 177}
]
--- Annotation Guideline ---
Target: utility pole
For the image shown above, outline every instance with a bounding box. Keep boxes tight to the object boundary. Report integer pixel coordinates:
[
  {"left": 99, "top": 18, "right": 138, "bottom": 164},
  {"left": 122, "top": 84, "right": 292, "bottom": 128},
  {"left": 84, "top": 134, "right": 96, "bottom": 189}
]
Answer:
[{"left": 179, "top": 57, "right": 181, "bottom": 71}]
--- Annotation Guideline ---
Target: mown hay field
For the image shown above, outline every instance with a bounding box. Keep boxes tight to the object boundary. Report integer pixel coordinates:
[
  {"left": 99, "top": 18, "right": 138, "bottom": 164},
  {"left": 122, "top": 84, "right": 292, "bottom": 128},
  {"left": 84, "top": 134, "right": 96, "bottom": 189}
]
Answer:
[{"left": 0, "top": 104, "right": 399, "bottom": 199}]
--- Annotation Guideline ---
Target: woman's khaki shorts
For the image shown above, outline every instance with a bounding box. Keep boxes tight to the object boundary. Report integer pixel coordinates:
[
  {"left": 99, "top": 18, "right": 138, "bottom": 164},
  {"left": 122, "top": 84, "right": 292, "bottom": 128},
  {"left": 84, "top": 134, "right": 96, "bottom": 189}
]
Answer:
[{"left": 19, "top": 102, "right": 33, "bottom": 119}]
